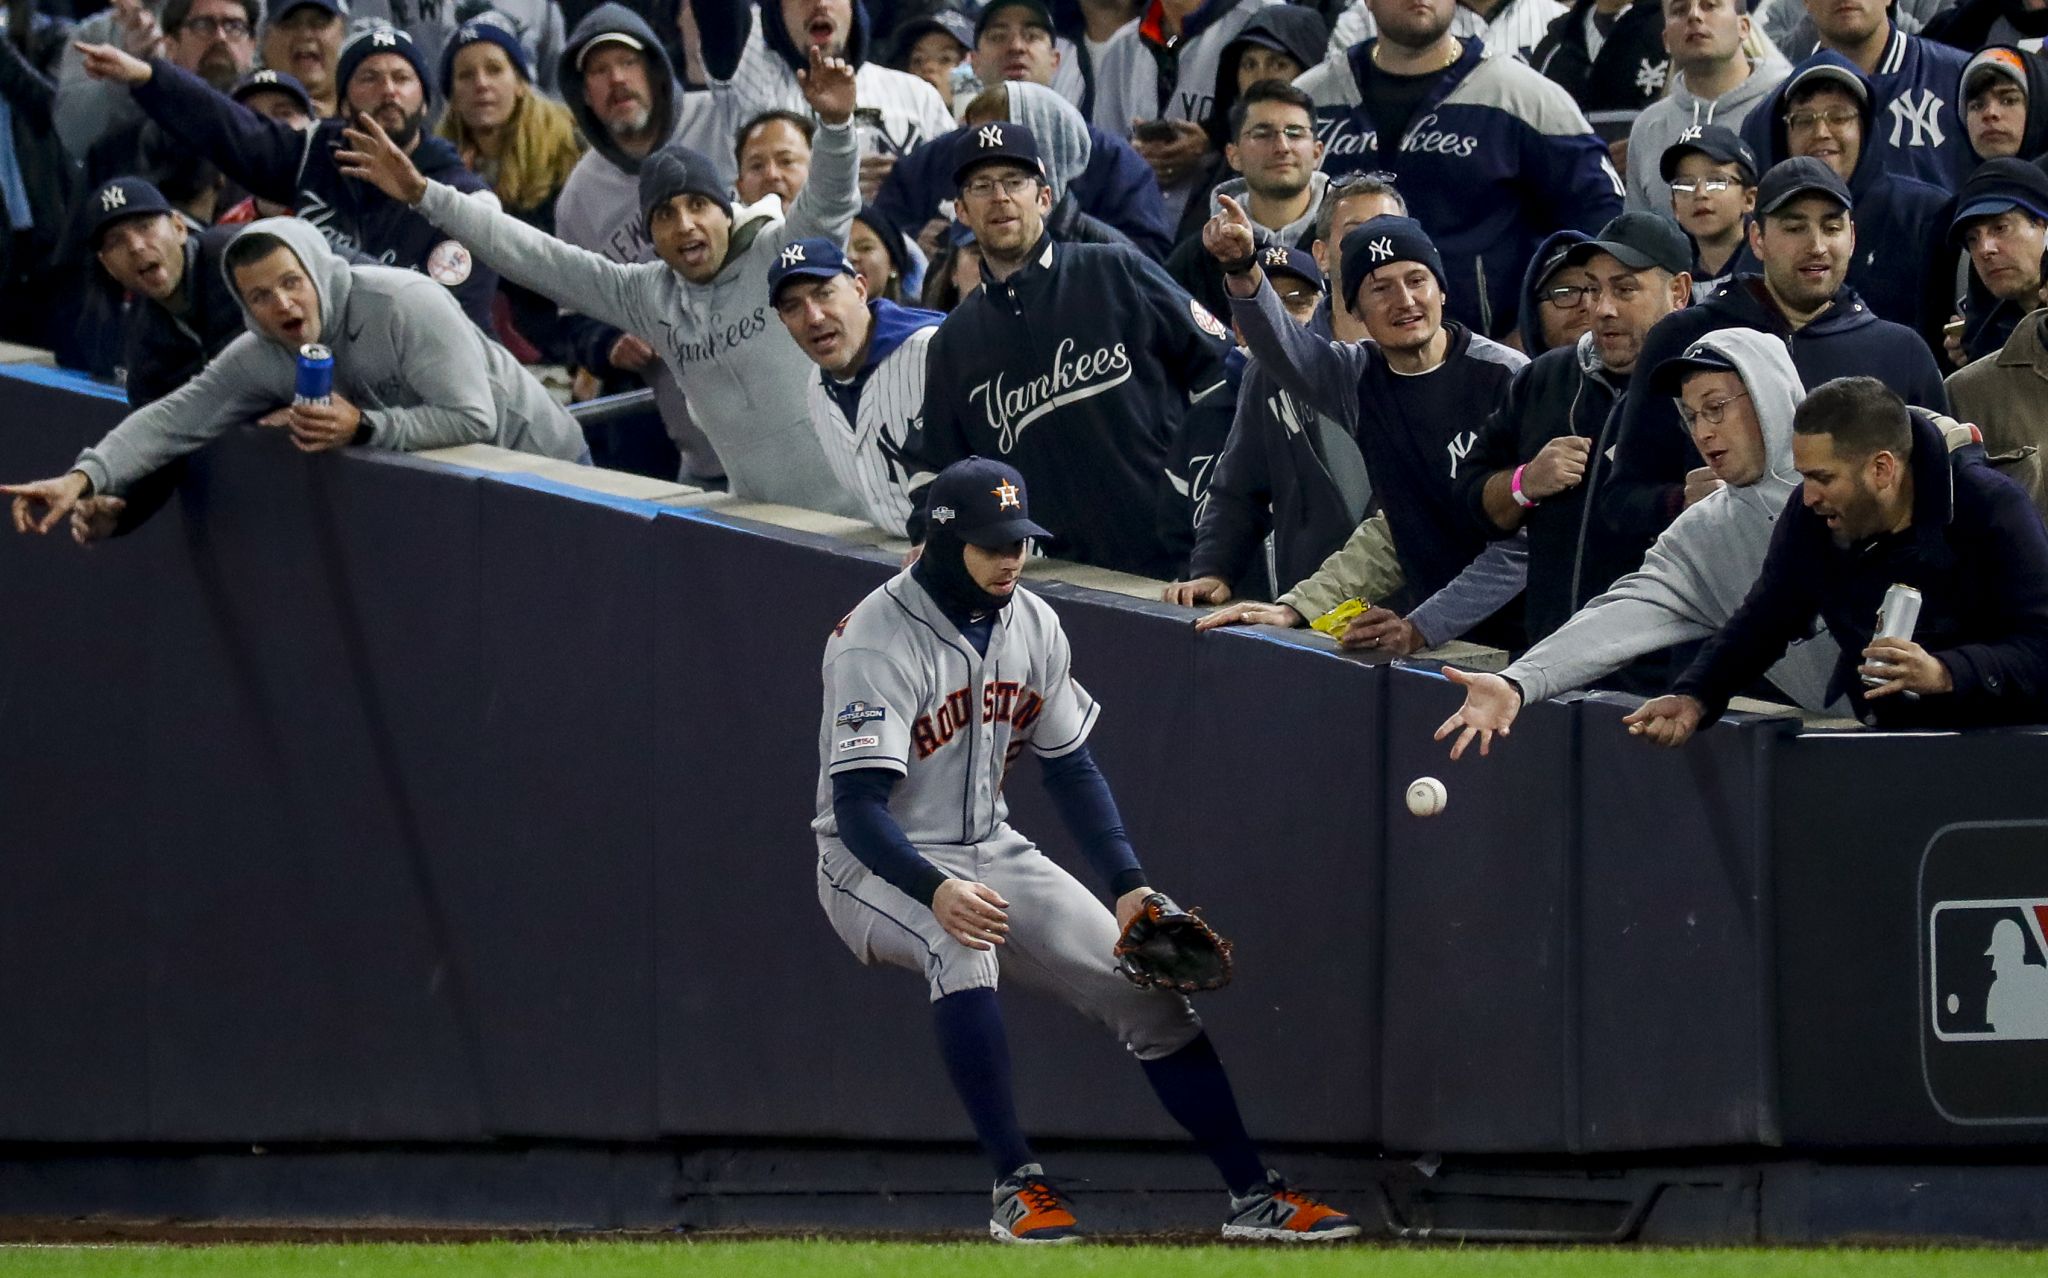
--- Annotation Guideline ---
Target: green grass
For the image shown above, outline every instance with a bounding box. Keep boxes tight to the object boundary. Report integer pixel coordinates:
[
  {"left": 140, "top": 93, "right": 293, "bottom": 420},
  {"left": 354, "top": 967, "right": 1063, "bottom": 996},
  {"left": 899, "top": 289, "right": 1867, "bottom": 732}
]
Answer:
[{"left": 1, "top": 1241, "right": 2047, "bottom": 1277}]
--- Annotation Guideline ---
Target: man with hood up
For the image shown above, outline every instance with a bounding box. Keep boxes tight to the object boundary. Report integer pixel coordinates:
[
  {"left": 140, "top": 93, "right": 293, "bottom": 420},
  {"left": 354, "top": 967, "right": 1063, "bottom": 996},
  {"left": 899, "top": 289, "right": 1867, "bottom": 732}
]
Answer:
[
  {"left": 1519, "top": 227, "right": 1598, "bottom": 355},
  {"left": 693, "top": 0, "right": 956, "bottom": 197},
  {"left": 873, "top": 68, "right": 1172, "bottom": 258},
  {"left": 75, "top": 26, "right": 503, "bottom": 336},
  {"left": 555, "top": 3, "right": 725, "bottom": 483},
  {"left": 1435, "top": 329, "right": 1842, "bottom": 759},
  {"left": 1625, "top": 0, "right": 1788, "bottom": 215},
  {"left": 2, "top": 217, "right": 586, "bottom": 536},
  {"left": 1748, "top": 53, "right": 1953, "bottom": 337},
  {"left": 337, "top": 47, "right": 867, "bottom": 518},
  {"left": 1957, "top": 46, "right": 2048, "bottom": 170}
]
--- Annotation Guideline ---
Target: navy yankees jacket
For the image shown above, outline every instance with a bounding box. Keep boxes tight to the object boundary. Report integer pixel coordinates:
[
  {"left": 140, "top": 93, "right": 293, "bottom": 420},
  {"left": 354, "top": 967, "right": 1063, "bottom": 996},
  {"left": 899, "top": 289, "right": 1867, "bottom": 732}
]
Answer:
[
  {"left": 1740, "top": 25, "right": 1971, "bottom": 193},
  {"left": 1298, "top": 37, "right": 1623, "bottom": 339},
  {"left": 129, "top": 59, "right": 500, "bottom": 334},
  {"left": 1677, "top": 411, "right": 2048, "bottom": 729},
  {"left": 1597, "top": 273, "right": 1948, "bottom": 554},
  {"left": 909, "top": 232, "right": 1232, "bottom": 578}
]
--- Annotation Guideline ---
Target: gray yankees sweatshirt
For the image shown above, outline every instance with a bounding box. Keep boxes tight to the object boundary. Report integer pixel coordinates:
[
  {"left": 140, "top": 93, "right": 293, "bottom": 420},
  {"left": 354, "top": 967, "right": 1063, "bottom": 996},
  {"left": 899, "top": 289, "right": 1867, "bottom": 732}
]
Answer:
[
  {"left": 415, "top": 120, "right": 865, "bottom": 518},
  {"left": 1501, "top": 326, "right": 1842, "bottom": 711},
  {"left": 1624, "top": 50, "right": 1789, "bottom": 215},
  {"left": 74, "top": 217, "right": 585, "bottom": 497}
]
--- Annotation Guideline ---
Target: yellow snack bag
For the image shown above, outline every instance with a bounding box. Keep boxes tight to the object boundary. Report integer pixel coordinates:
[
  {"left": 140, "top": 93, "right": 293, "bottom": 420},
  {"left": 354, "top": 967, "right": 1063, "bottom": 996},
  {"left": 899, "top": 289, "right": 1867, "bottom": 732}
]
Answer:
[{"left": 1309, "top": 597, "right": 1367, "bottom": 638}]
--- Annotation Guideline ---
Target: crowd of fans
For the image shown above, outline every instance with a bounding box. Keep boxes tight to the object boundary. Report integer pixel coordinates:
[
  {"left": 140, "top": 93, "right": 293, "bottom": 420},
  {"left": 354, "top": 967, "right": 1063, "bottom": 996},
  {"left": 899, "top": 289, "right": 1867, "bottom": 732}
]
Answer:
[{"left": 4, "top": 0, "right": 2048, "bottom": 740}]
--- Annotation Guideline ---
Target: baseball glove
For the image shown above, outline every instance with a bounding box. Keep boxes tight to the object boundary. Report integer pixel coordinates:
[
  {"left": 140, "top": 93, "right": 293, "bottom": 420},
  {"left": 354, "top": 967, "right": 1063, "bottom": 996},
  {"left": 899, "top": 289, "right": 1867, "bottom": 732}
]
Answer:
[{"left": 1114, "top": 892, "right": 1234, "bottom": 992}]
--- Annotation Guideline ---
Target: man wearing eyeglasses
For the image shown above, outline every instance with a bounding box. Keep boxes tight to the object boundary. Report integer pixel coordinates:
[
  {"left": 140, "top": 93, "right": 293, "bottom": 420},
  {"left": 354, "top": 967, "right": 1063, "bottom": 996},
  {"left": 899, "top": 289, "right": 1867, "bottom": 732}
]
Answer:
[
  {"left": 1659, "top": 127, "right": 1757, "bottom": 301},
  {"left": 1623, "top": 0, "right": 1786, "bottom": 216},
  {"left": 72, "top": 0, "right": 258, "bottom": 189},
  {"left": 1598, "top": 156, "right": 1947, "bottom": 566},
  {"left": 906, "top": 122, "right": 1232, "bottom": 578},
  {"left": 1750, "top": 55, "right": 1952, "bottom": 337},
  {"left": 1165, "top": 80, "right": 1328, "bottom": 321},
  {"left": 1456, "top": 211, "right": 1692, "bottom": 651}
]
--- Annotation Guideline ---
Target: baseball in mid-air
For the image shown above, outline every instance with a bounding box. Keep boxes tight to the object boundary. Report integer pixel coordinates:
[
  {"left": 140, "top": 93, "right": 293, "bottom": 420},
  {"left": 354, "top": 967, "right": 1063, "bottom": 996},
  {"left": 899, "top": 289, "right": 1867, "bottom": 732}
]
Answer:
[{"left": 1406, "top": 776, "right": 1447, "bottom": 817}]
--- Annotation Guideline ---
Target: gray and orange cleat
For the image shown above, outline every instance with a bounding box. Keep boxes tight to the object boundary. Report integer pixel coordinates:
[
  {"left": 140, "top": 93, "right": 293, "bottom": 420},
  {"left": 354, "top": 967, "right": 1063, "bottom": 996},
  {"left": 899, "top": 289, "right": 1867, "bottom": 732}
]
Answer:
[
  {"left": 1221, "top": 1170, "right": 1362, "bottom": 1242},
  {"left": 989, "top": 1164, "right": 1081, "bottom": 1245}
]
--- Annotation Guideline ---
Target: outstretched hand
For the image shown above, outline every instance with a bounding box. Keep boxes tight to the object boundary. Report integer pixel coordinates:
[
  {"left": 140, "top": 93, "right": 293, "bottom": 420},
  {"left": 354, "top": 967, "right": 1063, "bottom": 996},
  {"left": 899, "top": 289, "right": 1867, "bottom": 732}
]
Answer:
[
  {"left": 335, "top": 113, "right": 429, "bottom": 205},
  {"left": 1433, "top": 666, "right": 1521, "bottom": 760},
  {"left": 3, "top": 472, "right": 92, "bottom": 536},
  {"left": 1203, "top": 192, "right": 1258, "bottom": 266},
  {"left": 73, "top": 40, "right": 153, "bottom": 85},
  {"left": 797, "top": 45, "right": 857, "bottom": 126}
]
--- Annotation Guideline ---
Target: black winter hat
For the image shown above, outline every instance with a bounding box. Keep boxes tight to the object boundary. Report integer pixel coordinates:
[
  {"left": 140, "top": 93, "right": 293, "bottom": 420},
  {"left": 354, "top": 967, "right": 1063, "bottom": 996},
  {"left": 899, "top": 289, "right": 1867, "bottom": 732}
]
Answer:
[
  {"left": 1339, "top": 215, "right": 1445, "bottom": 307},
  {"left": 638, "top": 144, "right": 735, "bottom": 233}
]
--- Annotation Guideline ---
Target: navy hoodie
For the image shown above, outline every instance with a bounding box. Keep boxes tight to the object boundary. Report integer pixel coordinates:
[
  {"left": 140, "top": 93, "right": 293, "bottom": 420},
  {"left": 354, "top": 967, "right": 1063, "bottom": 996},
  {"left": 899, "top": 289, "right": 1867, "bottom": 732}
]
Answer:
[
  {"left": 1676, "top": 411, "right": 2048, "bottom": 729},
  {"left": 1597, "top": 274, "right": 1948, "bottom": 554},
  {"left": 1300, "top": 37, "right": 1624, "bottom": 339},
  {"left": 1740, "top": 26, "right": 1971, "bottom": 193},
  {"left": 128, "top": 59, "right": 500, "bottom": 335},
  {"left": 1750, "top": 49, "right": 1955, "bottom": 338},
  {"left": 907, "top": 233, "right": 1232, "bottom": 578}
]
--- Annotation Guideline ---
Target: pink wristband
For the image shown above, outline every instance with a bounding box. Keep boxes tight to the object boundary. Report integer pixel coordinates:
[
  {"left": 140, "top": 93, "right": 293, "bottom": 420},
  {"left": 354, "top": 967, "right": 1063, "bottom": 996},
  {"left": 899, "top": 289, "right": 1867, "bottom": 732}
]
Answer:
[{"left": 1511, "top": 463, "right": 1537, "bottom": 509}]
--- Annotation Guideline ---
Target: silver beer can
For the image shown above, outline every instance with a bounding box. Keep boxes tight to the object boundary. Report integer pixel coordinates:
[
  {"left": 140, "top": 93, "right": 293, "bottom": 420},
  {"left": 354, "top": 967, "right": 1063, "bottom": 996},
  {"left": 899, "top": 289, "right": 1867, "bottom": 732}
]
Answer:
[{"left": 1864, "top": 583, "right": 1923, "bottom": 686}]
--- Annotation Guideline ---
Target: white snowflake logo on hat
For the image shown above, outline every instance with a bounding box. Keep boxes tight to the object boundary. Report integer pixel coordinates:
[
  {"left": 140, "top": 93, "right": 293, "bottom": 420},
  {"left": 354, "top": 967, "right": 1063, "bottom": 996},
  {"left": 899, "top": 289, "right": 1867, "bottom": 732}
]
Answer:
[
  {"left": 99, "top": 185, "right": 127, "bottom": 212},
  {"left": 1678, "top": 124, "right": 1704, "bottom": 144},
  {"left": 978, "top": 124, "right": 1005, "bottom": 148},
  {"left": 931, "top": 505, "right": 957, "bottom": 524},
  {"left": 1368, "top": 236, "right": 1394, "bottom": 262},
  {"left": 780, "top": 244, "right": 807, "bottom": 267}
]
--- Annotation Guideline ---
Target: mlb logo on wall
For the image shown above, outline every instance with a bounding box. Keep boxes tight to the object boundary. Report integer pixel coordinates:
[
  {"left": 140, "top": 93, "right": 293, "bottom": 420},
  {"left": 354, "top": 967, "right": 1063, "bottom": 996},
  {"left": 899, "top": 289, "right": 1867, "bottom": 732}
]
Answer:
[{"left": 1919, "top": 820, "right": 2048, "bottom": 1126}]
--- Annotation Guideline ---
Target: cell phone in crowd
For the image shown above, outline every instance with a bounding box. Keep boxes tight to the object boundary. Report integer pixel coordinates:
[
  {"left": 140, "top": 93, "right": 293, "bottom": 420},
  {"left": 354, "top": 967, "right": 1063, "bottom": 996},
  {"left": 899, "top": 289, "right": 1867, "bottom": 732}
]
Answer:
[{"left": 1945, "top": 317, "right": 1968, "bottom": 340}]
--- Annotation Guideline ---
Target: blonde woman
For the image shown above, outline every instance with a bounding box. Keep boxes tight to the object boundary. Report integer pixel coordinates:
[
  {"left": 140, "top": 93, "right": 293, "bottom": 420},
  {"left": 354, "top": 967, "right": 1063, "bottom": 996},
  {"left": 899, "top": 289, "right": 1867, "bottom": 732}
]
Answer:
[{"left": 437, "top": 13, "right": 586, "bottom": 360}]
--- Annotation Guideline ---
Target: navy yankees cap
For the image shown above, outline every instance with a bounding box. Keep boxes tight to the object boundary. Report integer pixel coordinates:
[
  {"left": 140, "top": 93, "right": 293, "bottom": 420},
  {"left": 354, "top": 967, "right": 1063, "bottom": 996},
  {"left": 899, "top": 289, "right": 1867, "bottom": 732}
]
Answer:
[
  {"left": 231, "top": 67, "right": 314, "bottom": 117},
  {"left": 1564, "top": 210, "right": 1694, "bottom": 277},
  {"left": 82, "top": 177, "right": 177, "bottom": 250},
  {"left": 1756, "top": 156, "right": 1853, "bottom": 216},
  {"left": 1659, "top": 124, "right": 1758, "bottom": 185},
  {"left": 339, "top": 23, "right": 433, "bottom": 100},
  {"left": 1648, "top": 338, "right": 1742, "bottom": 398},
  {"left": 1949, "top": 157, "right": 2048, "bottom": 245},
  {"left": 899, "top": 5, "right": 975, "bottom": 55},
  {"left": 1258, "top": 243, "right": 1324, "bottom": 292},
  {"left": 768, "top": 236, "right": 858, "bottom": 302},
  {"left": 924, "top": 457, "right": 1051, "bottom": 547},
  {"left": 951, "top": 120, "right": 1045, "bottom": 189}
]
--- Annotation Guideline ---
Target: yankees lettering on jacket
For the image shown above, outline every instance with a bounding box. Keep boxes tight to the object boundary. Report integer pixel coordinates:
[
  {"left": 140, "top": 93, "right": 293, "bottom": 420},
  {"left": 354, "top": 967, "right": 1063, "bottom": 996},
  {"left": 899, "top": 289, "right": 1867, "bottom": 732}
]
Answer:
[
  {"left": 969, "top": 339, "right": 1133, "bottom": 453},
  {"left": 665, "top": 306, "right": 772, "bottom": 364},
  {"left": 911, "top": 680, "right": 1047, "bottom": 760}
]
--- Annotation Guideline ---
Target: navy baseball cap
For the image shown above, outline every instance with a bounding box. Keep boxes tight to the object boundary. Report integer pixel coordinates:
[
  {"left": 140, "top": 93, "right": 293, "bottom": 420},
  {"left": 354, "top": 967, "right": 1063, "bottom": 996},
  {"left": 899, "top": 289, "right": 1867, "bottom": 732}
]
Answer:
[
  {"left": 1564, "top": 210, "right": 1694, "bottom": 276},
  {"left": 1949, "top": 157, "right": 2048, "bottom": 244},
  {"left": 951, "top": 120, "right": 1045, "bottom": 189},
  {"left": 924, "top": 457, "right": 1051, "bottom": 547},
  {"left": 1648, "top": 338, "right": 1741, "bottom": 397},
  {"left": 1755, "top": 156, "right": 1853, "bottom": 216},
  {"left": 82, "top": 177, "right": 177, "bottom": 250},
  {"left": 1659, "top": 124, "right": 1758, "bottom": 185},
  {"left": 768, "top": 236, "right": 859, "bottom": 302},
  {"left": 974, "top": 0, "right": 1054, "bottom": 40},
  {"left": 231, "top": 67, "right": 314, "bottom": 116},
  {"left": 268, "top": 0, "right": 346, "bottom": 23},
  {"left": 900, "top": 6, "right": 975, "bottom": 54},
  {"left": 1258, "top": 243, "right": 1324, "bottom": 292}
]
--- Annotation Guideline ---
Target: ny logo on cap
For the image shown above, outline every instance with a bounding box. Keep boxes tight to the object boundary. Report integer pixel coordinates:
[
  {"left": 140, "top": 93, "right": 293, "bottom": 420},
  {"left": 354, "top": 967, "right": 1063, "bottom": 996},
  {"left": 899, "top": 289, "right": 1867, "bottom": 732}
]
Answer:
[
  {"left": 978, "top": 124, "right": 1004, "bottom": 148},
  {"left": 780, "top": 244, "right": 807, "bottom": 267},
  {"left": 372, "top": 28, "right": 398, "bottom": 45},
  {"left": 1261, "top": 246, "right": 1289, "bottom": 266},
  {"left": 991, "top": 479, "right": 1021, "bottom": 511},
  {"left": 252, "top": 69, "right": 279, "bottom": 84},
  {"left": 99, "top": 185, "right": 127, "bottom": 212},
  {"left": 1368, "top": 236, "right": 1394, "bottom": 262},
  {"left": 931, "top": 505, "right": 957, "bottom": 524},
  {"left": 1678, "top": 124, "right": 1703, "bottom": 143}
]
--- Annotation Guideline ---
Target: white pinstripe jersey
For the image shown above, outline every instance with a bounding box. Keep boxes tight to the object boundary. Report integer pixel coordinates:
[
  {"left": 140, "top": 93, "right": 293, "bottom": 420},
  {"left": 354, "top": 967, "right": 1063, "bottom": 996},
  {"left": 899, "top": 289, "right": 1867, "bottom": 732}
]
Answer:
[
  {"left": 807, "top": 325, "right": 939, "bottom": 537},
  {"left": 812, "top": 572, "right": 1098, "bottom": 847},
  {"left": 709, "top": 14, "right": 958, "bottom": 181}
]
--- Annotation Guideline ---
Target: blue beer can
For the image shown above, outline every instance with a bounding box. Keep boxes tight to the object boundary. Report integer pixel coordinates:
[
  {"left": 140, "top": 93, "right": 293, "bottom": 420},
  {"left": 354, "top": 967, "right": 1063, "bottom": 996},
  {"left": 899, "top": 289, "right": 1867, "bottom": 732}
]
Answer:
[{"left": 294, "top": 343, "right": 334, "bottom": 406}]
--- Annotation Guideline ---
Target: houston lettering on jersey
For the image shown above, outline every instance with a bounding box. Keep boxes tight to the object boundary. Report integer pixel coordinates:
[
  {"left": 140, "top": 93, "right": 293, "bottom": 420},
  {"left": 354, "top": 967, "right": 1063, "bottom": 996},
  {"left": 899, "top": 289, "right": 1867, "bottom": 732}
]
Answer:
[
  {"left": 911, "top": 680, "right": 1046, "bottom": 759},
  {"left": 969, "top": 339, "right": 1133, "bottom": 453}
]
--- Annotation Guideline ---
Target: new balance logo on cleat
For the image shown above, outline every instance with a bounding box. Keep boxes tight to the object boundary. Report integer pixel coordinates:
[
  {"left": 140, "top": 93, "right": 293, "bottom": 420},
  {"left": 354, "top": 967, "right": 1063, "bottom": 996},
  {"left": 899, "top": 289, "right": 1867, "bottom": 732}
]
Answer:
[
  {"left": 1221, "top": 1171, "right": 1362, "bottom": 1243},
  {"left": 990, "top": 1165, "right": 1080, "bottom": 1245}
]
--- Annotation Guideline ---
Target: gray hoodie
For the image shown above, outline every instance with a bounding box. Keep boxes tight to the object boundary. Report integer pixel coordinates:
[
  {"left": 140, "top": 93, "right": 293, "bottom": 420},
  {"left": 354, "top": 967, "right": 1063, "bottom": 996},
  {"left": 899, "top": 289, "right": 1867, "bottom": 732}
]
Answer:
[
  {"left": 414, "top": 120, "right": 866, "bottom": 517},
  {"left": 1003, "top": 81, "right": 1089, "bottom": 204},
  {"left": 1624, "top": 47, "right": 1789, "bottom": 215},
  {"left": 74, "top": 218, "right": 585, "bottom": 496},
  {"left": 1501, "top": 327, "right": 1843, "bottom": 711}
]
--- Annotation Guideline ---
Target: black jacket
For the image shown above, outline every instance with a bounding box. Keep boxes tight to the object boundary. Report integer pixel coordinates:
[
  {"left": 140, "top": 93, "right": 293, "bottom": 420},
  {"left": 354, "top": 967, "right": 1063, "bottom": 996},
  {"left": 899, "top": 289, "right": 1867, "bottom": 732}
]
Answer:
[
  {"left": 1456, "top": 334, "right": 1633, "bottom": 644},
  {"left": 1677, "top": 411, "right": 2048, "bottom": 729},
  {"left": 129, "top": 59, "right": 500, "bottom": 334},
  {"left": 910, "top": 232, "right": 1233, "bottom": 578},
  {"left": 122, "top": 225, "right": 249, "bottom": 409},
  {"left": 1531, "top": 0, "right": 1669, "bottom": 130},
  {"left": 0, "top": 14, "right": 77, "bottom": 347},
  {"left": 1598, "top": 274, "right": 1948, "bottom": 556}
]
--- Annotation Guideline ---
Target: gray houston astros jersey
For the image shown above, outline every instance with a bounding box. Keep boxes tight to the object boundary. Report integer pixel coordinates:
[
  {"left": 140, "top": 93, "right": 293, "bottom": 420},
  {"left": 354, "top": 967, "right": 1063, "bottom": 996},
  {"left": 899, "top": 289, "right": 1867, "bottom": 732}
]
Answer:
[{"left": 811, "top": 569, "right": 1098, "bottom": 845}]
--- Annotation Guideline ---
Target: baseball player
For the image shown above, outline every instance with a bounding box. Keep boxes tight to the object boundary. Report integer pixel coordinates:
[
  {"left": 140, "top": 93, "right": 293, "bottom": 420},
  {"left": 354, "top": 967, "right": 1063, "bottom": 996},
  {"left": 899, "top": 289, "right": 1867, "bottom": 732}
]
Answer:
[
  {"left": 771, "top": 236, "right": 945, "bottom": 537},
  {"left": 814, "top": 456, "right": 1360, "bottom": 1245}
]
